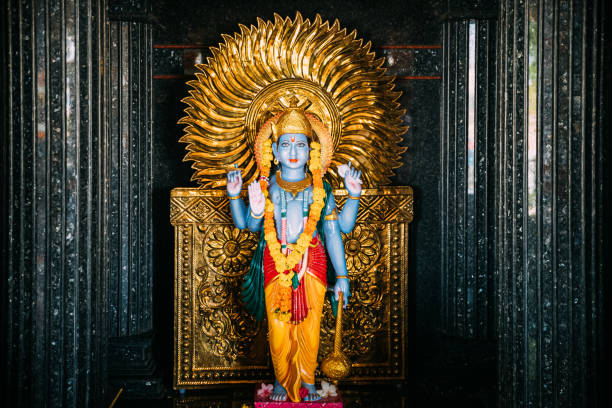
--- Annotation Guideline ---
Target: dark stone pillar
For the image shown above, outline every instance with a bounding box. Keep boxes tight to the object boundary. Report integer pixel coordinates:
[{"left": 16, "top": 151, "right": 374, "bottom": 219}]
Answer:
[
  {"left": 496, "top": 0, "right": 605, "bottom": 406},
  {"left": 441, "top": 16, "right": 497, "bottom": 339},
  {"left": 105, "top": 0, "right": 161, "bottom": 398},
  {"left": 3, "top": 0, "right": 107, "bottom": 406}
]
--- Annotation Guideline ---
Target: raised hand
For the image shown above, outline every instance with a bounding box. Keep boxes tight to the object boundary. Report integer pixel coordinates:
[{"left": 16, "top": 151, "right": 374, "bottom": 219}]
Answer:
[
  {"left": 227, "top": 169, "right": 243, "bottom": 197},
  {"left": 248, "top": 180, "right": 265, "bottom": 216},
  {"left": 338, "top": 161, "right": 362, "bottom": 197}
]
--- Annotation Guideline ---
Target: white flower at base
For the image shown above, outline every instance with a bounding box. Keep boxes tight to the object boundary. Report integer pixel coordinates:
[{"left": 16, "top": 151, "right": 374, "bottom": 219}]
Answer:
[
  {"left": 317, "top": 380, "right": 338, "bottom": 398},
  {"left": 257, "top": 383, "right": 274, "bottom": 398}
]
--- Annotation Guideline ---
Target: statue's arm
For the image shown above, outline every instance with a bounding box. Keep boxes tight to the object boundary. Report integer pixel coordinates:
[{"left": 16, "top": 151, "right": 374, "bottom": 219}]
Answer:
[
  {"left": 228, "top": 198, "right": 263, "bottom": 232},
  {"left": 323, "top": 196, "right": 350, "bottom": 307},
  {"left": 337, "top": 196, "right": 359, "bottom": 233},
  {"left": 227, "top": 170, "right": 248, "bottom": 229},
  {"left": 337, "top": 162, "right": 362, "bottom": 233},
  {"left": 229, "top": 197, "right": 249, "bottom": 229}
]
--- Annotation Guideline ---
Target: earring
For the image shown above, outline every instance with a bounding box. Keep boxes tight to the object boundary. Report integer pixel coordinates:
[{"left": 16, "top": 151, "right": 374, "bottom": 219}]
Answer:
[{"left": 274, "top": 158, "right": 279, "bottom": 165}]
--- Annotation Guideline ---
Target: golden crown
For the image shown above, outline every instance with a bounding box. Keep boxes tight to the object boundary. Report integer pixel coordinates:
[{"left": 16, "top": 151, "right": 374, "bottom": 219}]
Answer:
[{"left": 271, "top": 98, "right": 313, "bottom": 141}]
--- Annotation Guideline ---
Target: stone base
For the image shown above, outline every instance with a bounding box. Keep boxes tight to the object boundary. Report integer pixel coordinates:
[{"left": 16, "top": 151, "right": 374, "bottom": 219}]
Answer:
[
  {"left": 109, "top": 375, "right": 165, "bottom": 400},
  {"left": 254, "top": 391, "right": 343, "bottom": 407},
  {"left": 108, "top": 334, "right": 165, "bottom": 399}
]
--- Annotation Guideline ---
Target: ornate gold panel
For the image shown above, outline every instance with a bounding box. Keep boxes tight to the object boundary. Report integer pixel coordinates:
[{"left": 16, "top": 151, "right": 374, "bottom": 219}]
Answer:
[{"left": 171, "top": 186, "right": 413, "bottom": 388}]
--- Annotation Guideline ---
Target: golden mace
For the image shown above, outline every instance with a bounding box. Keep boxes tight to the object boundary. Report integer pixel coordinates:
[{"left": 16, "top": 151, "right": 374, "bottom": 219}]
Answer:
[{"left": 321, "top": 291, "right": 351, "bottom": 380}]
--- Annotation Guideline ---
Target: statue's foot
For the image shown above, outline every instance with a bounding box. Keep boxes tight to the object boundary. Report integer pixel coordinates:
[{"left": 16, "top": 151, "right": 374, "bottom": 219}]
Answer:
[
  {"left": 270, "top": 380, "right": 287, "bottom": 401},
  {"left": 301, "top": 382, "right": 321, "bottom": 401}
]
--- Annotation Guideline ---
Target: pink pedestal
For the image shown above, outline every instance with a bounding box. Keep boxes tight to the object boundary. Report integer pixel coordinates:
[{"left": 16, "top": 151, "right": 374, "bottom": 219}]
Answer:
[{"left": 254, "top": 391, "right": 343, "bottom": 408}]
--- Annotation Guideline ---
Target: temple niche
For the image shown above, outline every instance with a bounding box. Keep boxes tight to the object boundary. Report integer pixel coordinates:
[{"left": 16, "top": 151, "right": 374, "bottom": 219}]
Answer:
[
  {"left": 1, "top": 1, "right": 607, "bottom": 408},
  {"left": 171, "top": 14, "right": 412, "bottom": 396}
]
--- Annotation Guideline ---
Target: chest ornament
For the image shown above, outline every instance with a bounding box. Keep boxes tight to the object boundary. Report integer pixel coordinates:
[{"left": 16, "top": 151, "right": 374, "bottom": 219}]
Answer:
[{"left": 276, "top": 171, "right": 312, "bottom": 197}]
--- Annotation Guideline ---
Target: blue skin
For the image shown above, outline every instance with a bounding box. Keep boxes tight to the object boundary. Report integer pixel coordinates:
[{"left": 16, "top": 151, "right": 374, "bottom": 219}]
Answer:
[{"left": 227, "top": 133, "right": 361, "bottom": 401}]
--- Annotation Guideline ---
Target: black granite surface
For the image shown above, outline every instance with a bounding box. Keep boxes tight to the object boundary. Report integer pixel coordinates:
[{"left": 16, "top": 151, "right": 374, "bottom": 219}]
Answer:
[
  {"left": 496, "top": 0, "right": 606, "bottom": 406},
  {"left": 107, "top": 19, "right": 154, "bottom": 339},
  {"left": 440, "top": 18, "right": 496, "bottom": 340},
  {"left": 3, "top": 0, "right": 108, "bottom": 406},
  {"left": 151, "top": 0, "right": 442, "bottom": 47}
]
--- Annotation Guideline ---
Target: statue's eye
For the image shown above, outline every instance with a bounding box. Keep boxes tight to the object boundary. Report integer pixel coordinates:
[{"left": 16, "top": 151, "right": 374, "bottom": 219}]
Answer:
[
  {"left": 297, "top": 142, "right": 306, "bottom": 148},
  {"left": 281, "top": 142, "right": 289, "bottom": 148}
]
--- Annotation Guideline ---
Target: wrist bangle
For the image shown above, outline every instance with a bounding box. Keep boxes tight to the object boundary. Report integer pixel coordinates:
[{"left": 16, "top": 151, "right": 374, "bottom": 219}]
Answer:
[
  {"left": 347, "top": 195, "right": 360, "bottom": 200},
  {"left": 336, "top": 276, "right": 348, "bottom": 279},
  {"left": 250, "top": 210, "right": 264, "bottom": 219},
  {"left": 229, "top": 195, "right": 240, "bottom": 200}
]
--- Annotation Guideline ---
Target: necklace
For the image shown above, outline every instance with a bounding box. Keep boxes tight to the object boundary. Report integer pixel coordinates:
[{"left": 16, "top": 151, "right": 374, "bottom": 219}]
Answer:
[
  {"left": 260, "top": 140, "right": 325, "bottom": 278},
  {"left": 279, "top": 190, "right": 310, "bottom": 254},
  {"left": 276, "top": 171, "right": 312, "bottom": 196}
]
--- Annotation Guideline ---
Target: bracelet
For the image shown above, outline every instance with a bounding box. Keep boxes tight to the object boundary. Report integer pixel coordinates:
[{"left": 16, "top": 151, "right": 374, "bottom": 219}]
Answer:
[
  {"left": 250, "top": 210, "right": 264, "bottom": 219},
  {"left": 347, "top": 195, "right": 360, "bottom": 200},
  {"left": 228, "top": 195, "right": 241, "bottom": 200},
  {"left": 336, "top": 276, "right": 349, "bottom": 279}
]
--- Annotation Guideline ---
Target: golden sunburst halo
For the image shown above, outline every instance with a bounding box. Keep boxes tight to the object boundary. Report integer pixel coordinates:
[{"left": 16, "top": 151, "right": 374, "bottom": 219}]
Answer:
[{"left": 178, "top": 12, "right": 408, "bottom": 189}]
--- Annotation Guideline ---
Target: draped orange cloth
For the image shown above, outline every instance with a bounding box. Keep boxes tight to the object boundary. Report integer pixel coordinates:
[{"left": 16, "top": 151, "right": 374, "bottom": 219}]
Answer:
[{"left": 263, "top": 237, "right": 327, "bottom": 402}]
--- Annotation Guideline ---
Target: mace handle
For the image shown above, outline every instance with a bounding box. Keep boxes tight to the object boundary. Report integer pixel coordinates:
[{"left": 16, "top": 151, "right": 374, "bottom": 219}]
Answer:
[{"left": 334, "top": 291, "right": 344, "bottom": 353}]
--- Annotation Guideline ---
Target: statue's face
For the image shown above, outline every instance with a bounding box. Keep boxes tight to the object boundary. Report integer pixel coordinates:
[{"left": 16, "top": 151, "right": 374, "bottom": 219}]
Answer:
[{"left": 273, "top": 133, "right": 310, "bottom": 170}]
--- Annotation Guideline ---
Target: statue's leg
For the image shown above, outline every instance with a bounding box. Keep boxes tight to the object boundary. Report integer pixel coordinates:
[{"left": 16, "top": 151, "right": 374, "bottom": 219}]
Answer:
[
  {"left": 265, "top": 283, "right": 300, "bottom": 402},
  {"left": 296, "top": 274, "right": 326, "bottom": 401}
]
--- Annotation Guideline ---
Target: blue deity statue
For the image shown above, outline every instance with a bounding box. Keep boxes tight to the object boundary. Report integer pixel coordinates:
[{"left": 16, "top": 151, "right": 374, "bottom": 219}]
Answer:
[{"left": 226, "top": 105, "right": 361, "bottom": 402}]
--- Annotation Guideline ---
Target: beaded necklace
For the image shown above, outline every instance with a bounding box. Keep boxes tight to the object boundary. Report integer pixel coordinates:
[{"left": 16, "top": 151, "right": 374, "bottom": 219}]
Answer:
[
  {"left": 260, "top": 140, "right": 324, "bottom": 276},
  {"left": 280, "top": 188, "right": 310, "bottom": 255}
]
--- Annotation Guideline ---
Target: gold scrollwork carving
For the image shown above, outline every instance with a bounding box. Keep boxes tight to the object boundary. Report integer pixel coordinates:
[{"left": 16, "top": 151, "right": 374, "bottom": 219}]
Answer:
[{"left": 194, "top": 225, "right": 262, "bottom": 364}]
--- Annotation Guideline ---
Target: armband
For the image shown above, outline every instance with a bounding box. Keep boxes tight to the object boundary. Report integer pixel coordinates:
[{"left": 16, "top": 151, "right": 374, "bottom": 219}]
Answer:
[{"left": 324, "top": 208, "right": 338, "bottom": 221}]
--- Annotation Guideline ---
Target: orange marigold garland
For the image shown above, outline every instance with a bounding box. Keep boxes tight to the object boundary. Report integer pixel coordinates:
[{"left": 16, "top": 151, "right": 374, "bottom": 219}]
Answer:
[{"left": 258, "top": 140, "right": 325, "bottom": 321}]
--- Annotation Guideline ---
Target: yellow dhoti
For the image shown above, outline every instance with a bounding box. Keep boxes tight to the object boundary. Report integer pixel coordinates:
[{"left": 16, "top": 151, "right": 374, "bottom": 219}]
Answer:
[{"left": 265, "top": 272, "right": 326, "bottom": 402}]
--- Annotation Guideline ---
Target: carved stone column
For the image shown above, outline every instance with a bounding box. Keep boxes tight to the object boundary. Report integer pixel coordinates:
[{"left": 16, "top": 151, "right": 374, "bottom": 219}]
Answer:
[
  {"left": 106, "top": 0, "right": 161, "bottom": 399},
  {"left": 496, "top": 0, "right": 605, "bottom": 406},
  {"left": 441, "top": 16, "right": 497, "bottom": 339},
  {"left": 3, "top": 1, "right": 107, "bottom": 406}
]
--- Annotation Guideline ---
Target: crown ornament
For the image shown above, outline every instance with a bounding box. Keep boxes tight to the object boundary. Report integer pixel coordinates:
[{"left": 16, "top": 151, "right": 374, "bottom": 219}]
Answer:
[{"left": 271, "top": 98, "right": 314, "bottom": 141}]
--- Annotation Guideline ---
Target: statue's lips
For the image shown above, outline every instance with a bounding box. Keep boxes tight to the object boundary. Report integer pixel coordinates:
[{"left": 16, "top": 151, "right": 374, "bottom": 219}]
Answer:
[{"left": 289, "top": 159, "right": 299, "bottom": 163}]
